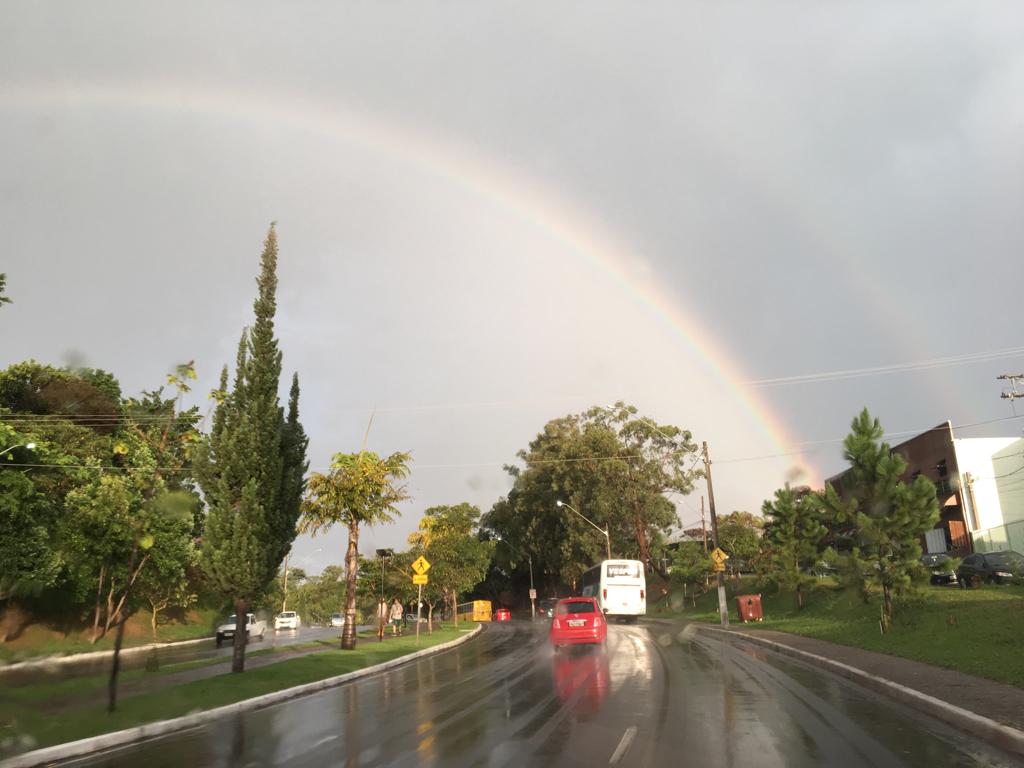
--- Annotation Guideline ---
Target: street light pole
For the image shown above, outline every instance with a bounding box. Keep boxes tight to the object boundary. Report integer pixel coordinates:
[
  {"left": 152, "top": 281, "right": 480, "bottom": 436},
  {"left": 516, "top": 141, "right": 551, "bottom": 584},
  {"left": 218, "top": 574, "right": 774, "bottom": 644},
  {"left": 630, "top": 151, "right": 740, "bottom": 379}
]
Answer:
[
  {"left": 528, "top": 556, "right": 535, "bottom": 621},
  {"left": 281, "top": 553, "right": 290, "bottom": 613},
  {"left": 556, "top": 500, "right": 612, "bottom": 561},
  {"left": 0, "top": 442, "right": 35, "bottom": 458},
  {"left": 375, "top": 548, "right": 393, "bottom": 603}
]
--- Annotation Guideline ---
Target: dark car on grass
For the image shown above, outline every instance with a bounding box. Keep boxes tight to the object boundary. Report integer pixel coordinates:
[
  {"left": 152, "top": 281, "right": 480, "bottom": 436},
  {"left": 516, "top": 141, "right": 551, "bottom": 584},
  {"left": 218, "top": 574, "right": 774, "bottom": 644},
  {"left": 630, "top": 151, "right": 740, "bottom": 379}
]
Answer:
[
  {"left": 920, "top": 553, "right": 958, "bottom": 585},
  {"left": 956, "top": 550, "right": 1024, "bottom": 587}
]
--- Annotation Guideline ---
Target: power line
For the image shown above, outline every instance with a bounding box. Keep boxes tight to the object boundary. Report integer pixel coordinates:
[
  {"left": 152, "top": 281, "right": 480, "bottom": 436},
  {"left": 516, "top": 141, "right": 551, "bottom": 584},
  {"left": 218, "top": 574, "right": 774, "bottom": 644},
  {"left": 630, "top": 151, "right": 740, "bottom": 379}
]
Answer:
[{"left": 747, "top": 345, "right": 1024, "bottom": 388}]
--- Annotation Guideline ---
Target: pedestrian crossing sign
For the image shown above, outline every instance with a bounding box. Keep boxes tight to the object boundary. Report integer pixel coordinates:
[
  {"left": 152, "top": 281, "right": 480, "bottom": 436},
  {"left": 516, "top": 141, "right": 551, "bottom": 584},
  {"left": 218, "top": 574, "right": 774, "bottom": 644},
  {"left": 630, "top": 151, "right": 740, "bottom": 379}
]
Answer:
[
  {"left": 710, "top": 547, "right": 729, "bottom": 565},
  {"left": 412, "top": 556, "right": 431, "bottom": 575}
]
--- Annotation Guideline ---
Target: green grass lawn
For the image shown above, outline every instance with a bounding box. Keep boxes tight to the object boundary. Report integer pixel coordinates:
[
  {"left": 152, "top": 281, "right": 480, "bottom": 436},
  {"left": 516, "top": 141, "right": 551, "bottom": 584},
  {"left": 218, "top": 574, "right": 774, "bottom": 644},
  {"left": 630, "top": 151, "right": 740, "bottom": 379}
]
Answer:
[
  {"left": 0, "top": 627, "right": 467, "bottom": 755},
  {"left": 0, "top": 607, "right": 221, "bottom": 664},
  {"left": 653, "top": 579, "right": 1024, "bottom": 688}
]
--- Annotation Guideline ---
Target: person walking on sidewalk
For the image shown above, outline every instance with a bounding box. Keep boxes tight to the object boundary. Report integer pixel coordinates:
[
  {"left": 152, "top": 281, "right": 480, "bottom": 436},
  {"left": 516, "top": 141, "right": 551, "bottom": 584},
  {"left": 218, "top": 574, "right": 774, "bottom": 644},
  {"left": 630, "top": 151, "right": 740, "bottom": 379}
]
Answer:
[
  {"left": 390, "top": 598, "right": 404, "bottom": 636},
  {"left": 376, "top": 597, "right": 389, "bottom": 641}
]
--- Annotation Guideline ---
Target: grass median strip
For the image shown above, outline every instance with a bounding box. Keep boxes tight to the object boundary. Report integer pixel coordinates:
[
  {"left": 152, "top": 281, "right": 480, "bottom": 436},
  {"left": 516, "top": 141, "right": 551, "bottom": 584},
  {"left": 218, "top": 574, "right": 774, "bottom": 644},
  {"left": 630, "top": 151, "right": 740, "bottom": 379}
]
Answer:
[
  {"left": 1, "top": 628, "right": 464, "bottom": 754},
  {"left": 653, "top": 580, "right": 1024, "bottom": 688}
]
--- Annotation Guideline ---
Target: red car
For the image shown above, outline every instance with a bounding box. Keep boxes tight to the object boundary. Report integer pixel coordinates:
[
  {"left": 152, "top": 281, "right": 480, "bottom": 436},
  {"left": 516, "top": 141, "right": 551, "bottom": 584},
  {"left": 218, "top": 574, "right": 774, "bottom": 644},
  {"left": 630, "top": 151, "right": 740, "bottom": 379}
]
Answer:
[
  {"left": 549, "top": 597, "right": 606, "bottom": 648},
  {"left": 493, "top": 608, "right": 512, "bottom": 621}
]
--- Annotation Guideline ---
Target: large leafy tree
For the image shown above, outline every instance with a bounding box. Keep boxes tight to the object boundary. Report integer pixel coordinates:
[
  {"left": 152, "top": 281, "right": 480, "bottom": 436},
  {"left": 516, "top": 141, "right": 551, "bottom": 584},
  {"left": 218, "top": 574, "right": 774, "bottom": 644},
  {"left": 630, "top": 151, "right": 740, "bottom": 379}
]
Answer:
[
  {"left": 716, "top": 511, "right": 763, "bottom": 581},
  {"left": 761, "top": 486, "right": 826, "bottom": 609},
  {"left": 197, "top": 225, "right": 307, "bottom": 672},
  {"left": 820, "top": 409, "right": 939, "bottom": 629},
  {"left": 0, "top": 363, "right": 200, "bottom": 660},
  {"left": 300, "top": 450, "right": 411, "bottom": 649},
  {"left": 408, "top": 504, "right": 495, "bottom": 630},
  {"left": 483, "top": 403, "right": 698, "bottom": 591},
  {"left": 670, "top": 542, "right": 713, "bottom": 607}
]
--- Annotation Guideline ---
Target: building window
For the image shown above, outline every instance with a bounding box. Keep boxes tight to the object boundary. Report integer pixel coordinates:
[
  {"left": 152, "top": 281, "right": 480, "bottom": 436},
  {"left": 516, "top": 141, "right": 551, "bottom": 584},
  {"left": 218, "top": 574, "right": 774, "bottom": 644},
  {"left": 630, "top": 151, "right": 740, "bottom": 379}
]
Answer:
[{"left": 936, "top": 459, "right": 948, "bottom": 477}]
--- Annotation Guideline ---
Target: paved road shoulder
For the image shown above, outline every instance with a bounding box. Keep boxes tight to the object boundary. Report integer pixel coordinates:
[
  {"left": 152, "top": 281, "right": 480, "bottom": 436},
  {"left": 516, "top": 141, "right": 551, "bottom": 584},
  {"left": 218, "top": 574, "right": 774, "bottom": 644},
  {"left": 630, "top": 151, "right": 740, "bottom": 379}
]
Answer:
[{"left": 690, "top": 622, "right": 1024, "bottom": 759}]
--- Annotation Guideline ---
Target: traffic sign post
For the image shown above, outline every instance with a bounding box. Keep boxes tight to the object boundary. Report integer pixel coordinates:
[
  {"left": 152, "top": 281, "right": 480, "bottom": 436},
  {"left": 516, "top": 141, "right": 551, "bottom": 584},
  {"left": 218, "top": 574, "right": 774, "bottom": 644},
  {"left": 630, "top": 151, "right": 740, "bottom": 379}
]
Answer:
[
  {"left": 416, "top": 582, "right": 422, "bottom": 645},
  {"left": 411, "top": 568, "right": 430, "bottom": 645}
]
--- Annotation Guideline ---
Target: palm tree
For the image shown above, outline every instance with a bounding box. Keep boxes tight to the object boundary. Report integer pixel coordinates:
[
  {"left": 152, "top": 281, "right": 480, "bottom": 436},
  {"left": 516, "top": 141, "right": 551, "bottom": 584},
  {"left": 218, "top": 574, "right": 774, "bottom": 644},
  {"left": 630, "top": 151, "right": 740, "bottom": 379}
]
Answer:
[{"left": 301, "top": 451, "right": 411, "bottom": 649}]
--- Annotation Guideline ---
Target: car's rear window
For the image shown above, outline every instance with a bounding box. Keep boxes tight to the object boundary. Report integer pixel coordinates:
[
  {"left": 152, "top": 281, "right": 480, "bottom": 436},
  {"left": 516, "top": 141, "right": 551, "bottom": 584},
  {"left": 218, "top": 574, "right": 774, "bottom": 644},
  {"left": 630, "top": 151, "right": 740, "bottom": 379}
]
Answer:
[
  {"left": 557, "top": 601, "right": 596, "bottom": 615},
  {"left": 988, "top": 552, "right": 1024, "bottom": 568},
  {"left": 280, "top": 612, "right": 296, "bottom": 618}
]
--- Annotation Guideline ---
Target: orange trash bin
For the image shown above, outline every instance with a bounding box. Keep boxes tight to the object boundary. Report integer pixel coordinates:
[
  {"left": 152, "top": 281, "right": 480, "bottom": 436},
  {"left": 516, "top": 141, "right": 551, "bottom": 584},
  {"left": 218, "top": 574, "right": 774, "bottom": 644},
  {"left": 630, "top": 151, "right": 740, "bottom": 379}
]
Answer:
[{"left": 735, "top": 594, "right": 763, "bottom": 623}]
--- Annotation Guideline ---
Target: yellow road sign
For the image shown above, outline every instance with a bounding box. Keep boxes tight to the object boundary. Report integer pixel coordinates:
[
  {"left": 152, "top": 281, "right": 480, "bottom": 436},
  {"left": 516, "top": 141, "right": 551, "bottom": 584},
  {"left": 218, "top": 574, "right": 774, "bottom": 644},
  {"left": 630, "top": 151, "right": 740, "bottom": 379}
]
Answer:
[
  {"left": 411, "top": 556, "right": 431, "bottom": 575},
  {"left": 412, "top": 574, "right": 429, "bottom": 585},
  {"left": 710, "top": 547, "right": 729, "bottom": 565},
  {"left": 712, "top": 562, "right": 726, "bottom": 572}
]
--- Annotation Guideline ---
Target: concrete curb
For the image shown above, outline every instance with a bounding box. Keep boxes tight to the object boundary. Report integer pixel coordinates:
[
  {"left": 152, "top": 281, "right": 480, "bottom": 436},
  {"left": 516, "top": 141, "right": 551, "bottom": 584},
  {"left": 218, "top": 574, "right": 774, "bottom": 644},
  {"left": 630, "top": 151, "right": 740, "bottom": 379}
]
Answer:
[
  {"left": 0, "top": 636, "right": 213, "bottom": 676},
  {"left": 695, "top": 624, "right": 1024, "bottom": 759},
  {"left": 1, "top": 625, "right": 483, "bottom": 768}
]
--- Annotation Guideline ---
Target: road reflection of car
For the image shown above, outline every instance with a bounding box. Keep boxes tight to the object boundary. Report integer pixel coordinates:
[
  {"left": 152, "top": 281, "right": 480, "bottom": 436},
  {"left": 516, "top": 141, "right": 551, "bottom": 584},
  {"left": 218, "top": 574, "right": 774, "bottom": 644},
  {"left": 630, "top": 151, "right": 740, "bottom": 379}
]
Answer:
[
  {"left": 957, "top": 551, "right": 1024, "bottom": 587},
  {"left": 538, "top": 598, "right": 558, "bottom": 619},
  {"left": 552, "top": 646, "right": 611, "bottom": 716},
  {"left": 920, "top": 553, "right": 958, "bottom": 585},
  {"left": 274, "top": 611, "right": 301, "bottom": 630},
  {"left": 330, "top": 613, "right": 345, "bottom": 627},
  {"left": 550, "top": 597, "right": 606, "bottom": 649},
  {"left": 493, "top": 608, "right": 512, "bottom": 621}
]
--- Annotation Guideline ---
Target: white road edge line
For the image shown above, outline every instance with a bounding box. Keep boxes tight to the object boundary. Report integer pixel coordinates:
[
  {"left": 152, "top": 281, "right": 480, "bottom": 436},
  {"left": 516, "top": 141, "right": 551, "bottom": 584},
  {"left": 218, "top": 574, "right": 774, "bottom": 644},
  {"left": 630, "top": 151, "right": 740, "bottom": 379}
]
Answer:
[{"left": 608, "top": 725, "right": 638, "bottom": 765}]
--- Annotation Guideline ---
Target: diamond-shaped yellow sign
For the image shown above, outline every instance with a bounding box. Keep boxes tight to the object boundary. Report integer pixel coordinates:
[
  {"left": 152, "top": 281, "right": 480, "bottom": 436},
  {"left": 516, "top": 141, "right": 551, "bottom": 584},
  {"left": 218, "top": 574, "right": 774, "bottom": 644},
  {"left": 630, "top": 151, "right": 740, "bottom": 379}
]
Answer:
[
  {"left": 411, "top": 556, "right": 431, "bottom": 576},
  {"left": 710, "top": 547, "right": 729, "bottom": 564}
]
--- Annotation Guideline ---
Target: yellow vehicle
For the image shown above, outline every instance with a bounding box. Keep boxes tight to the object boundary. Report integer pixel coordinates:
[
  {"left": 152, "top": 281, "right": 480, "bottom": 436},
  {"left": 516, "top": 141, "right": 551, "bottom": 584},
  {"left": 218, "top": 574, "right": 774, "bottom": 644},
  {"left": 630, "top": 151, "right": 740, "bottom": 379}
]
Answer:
[{"left": 456, "top": 600, "right": 492, "bottom": 623}]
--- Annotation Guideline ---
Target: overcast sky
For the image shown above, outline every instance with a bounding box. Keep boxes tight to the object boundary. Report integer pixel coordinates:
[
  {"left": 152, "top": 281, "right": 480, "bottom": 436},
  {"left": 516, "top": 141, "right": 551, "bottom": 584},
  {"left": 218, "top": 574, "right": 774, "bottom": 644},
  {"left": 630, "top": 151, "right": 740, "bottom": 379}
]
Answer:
[{"left": 3, "top": 2, "right": 1023, "bottom": 574}]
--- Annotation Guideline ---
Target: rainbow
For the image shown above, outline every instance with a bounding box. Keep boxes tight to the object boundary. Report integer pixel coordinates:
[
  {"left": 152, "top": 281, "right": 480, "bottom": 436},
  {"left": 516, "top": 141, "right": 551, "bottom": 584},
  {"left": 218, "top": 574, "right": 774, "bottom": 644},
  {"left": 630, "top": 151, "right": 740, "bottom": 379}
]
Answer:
[{"left": 1, "top": 80, "right": 817, "bottom": 481}]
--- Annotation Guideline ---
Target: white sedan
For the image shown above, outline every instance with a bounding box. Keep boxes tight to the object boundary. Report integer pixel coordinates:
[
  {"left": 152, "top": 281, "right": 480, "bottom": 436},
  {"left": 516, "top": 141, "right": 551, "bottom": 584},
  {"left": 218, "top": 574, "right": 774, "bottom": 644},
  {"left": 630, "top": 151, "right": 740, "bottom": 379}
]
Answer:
[{"left": 274, "top": 611, "right": 301, "bottom": 631}]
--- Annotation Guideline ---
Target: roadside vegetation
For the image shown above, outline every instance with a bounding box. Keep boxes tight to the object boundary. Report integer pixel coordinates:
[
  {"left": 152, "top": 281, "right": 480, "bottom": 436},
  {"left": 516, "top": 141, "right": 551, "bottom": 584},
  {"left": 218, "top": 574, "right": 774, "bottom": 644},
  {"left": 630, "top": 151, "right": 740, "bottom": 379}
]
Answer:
[
  {"left": 1, "top": 627, "right": 465, "bottom": 755},
  {"left": 653, "top": 578, "right": 1024, "bottom": 687}
]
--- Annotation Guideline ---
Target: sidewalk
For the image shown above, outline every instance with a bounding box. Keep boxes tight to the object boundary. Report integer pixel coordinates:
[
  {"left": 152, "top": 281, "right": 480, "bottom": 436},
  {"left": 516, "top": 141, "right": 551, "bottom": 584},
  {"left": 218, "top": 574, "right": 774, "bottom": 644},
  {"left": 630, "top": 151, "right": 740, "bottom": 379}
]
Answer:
[{"left": 710, "top": 625, "right": 1024, "bottom": 733}]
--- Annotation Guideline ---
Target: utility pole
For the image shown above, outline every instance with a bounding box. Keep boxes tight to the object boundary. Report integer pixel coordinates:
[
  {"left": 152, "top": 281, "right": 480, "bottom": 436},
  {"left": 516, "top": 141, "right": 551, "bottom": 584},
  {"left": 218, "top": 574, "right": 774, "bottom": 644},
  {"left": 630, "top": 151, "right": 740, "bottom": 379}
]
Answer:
[
  {"left": 703, "top": 441, "right": 729, "bottom": 628},
  {"left": 700, "top": 496, "right": 708, "bottom": 553},
  {"left": 998, "top": 374, "right": 1024, "bottom": 417}
]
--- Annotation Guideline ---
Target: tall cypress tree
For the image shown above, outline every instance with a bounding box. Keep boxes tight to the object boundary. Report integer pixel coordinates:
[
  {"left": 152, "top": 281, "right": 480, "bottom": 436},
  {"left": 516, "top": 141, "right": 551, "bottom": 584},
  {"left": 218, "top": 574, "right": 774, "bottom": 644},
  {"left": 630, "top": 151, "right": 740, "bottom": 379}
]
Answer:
[
  {"left": 274, "top": 373, "right": 309, "bottom": 571},
  {"left": 198, "top": 225, "right": 306, "bottom": 672}
]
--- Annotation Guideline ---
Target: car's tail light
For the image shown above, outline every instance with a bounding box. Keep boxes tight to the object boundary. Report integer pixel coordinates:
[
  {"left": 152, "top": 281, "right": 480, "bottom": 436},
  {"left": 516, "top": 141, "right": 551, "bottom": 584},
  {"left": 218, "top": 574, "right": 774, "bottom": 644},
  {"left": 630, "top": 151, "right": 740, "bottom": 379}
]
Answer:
[
  {"left": 640, "top": 589, "right": 645, "bottom": 600},
  {"left": 552, "top": 618, "right": 561, "bottom": 629},
  {"left": 593, "top": 614, "right": 603, "bottom": 627}
]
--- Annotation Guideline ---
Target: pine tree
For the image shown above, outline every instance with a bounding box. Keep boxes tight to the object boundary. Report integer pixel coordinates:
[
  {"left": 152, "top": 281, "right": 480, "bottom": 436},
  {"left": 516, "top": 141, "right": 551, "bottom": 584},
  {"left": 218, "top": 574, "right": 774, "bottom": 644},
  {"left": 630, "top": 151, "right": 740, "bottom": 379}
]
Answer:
[
  {"left": 820, "top": 409, "right": 939, "bottom": 630},
  {"left": 761, "top": 485, "right": 826, "bottom": 610},
  {"left": 197, "top": 225, "right": 306, "bottom": 672}
]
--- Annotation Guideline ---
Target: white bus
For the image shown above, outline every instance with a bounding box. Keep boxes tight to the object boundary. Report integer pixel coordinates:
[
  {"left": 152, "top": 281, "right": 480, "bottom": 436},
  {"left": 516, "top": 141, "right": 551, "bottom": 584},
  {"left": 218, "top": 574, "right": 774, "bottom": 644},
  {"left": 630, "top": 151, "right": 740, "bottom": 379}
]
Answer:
[{"left": 580, "top": 559, "right": 646, "bottom": 622}]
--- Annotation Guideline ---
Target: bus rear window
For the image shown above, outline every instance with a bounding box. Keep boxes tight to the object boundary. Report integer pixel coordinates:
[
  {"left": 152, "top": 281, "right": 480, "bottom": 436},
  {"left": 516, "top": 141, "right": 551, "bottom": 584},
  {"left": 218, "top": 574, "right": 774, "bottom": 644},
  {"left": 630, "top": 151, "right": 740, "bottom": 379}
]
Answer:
[{"left": 606, "top": 562, "right": 640, "bottom": 578}]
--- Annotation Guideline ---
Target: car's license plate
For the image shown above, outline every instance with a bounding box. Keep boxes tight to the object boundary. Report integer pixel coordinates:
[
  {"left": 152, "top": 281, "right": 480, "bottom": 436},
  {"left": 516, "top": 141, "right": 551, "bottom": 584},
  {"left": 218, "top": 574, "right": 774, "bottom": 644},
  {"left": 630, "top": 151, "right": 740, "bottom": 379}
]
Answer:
[{"left": 568, "top": 619, "right": 586, "bottom": 627}]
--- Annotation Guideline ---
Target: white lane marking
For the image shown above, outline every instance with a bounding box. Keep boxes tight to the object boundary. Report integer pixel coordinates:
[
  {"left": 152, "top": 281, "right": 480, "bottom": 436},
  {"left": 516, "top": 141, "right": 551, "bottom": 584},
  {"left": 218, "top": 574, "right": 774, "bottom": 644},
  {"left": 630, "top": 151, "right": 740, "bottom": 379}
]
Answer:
[
  {"left": 309, "top": 735, "right": 339, "bottom": 750},
  {"left": 609, "top": 725, "right": 638, "bottom": 764}
]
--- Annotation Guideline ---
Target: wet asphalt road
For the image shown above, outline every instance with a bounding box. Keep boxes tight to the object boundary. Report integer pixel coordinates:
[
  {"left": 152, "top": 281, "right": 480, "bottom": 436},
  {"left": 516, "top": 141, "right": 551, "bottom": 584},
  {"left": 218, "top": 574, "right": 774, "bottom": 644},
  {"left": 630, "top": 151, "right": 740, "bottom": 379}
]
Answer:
[{"left": 62, "top": 621, "right": 1020, "bottom": 768}]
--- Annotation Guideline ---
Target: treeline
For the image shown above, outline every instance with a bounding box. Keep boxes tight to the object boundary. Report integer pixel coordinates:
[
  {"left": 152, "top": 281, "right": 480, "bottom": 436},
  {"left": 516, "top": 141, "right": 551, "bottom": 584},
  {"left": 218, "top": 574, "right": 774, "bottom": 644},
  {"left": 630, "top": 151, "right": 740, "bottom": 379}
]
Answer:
[
  {"left": 670, "top": 409, "right": 940, "bottom": 632},
  {"left": 0, "top": 227, "right": 309, "bottom": 697}
]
